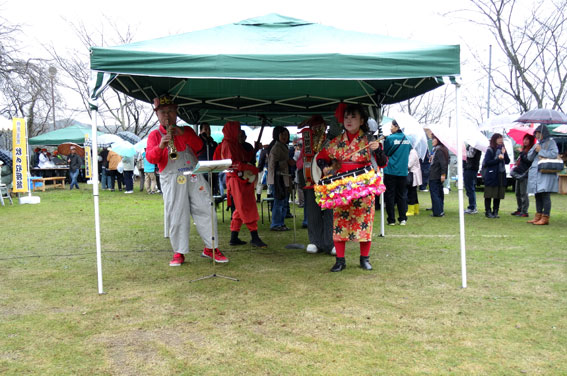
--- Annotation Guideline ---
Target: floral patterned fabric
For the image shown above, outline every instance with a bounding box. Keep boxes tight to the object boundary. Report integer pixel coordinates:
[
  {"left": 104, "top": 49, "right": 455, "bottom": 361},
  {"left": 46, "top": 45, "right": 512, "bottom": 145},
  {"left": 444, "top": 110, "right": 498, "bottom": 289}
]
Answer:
[{"left": 326, "top": 130, "right": 377, "bottom": 242}]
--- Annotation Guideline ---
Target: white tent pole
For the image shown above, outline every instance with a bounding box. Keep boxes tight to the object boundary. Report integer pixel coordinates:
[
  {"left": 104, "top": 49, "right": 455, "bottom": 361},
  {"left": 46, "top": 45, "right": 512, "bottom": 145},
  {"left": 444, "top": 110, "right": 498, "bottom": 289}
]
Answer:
[
  {"left": 455, "top": 84, "right": 467, "bottom": 288},
  {"left": 380, "top": 191, "right": 385, "bottom": 237},
  {"left": 91, "top": 109, "right": 104, "bottom": 294}
]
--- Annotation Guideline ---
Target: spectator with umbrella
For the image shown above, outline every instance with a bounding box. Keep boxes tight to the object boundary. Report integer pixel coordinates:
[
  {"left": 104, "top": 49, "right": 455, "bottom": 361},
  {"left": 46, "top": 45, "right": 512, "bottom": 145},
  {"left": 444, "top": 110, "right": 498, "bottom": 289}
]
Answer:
[{"left": 526, "top": 125, "right": 560, "bottom": 225}]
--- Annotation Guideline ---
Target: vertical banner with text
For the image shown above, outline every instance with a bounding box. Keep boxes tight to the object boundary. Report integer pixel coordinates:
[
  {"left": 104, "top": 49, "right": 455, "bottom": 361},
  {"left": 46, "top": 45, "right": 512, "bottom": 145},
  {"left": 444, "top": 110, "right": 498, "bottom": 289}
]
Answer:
[
  {"left": 84, "top": 134, "right": 92, "bottom": 178},
  {"left": 12, "top": 118, "right": 29, "bottom": 193}
]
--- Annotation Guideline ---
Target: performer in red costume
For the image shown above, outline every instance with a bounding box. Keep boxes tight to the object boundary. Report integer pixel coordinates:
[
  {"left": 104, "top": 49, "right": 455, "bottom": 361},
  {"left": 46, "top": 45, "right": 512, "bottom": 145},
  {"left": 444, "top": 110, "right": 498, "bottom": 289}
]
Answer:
[
  {"left": 214, "top": 121, "right": 268, "bottom": 248},
  {"left": 317, "top": 104, "right": 382, "bottom": 272},
  {"left": 146, "top": 95, "right": 228, "bottom": 266}
]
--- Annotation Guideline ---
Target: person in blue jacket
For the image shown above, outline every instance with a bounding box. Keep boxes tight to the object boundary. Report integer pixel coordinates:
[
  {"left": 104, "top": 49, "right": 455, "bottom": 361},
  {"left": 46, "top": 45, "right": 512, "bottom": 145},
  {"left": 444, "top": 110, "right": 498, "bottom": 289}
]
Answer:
[{"left": 383, "top": 120, "right": 412, "bottom": 225}]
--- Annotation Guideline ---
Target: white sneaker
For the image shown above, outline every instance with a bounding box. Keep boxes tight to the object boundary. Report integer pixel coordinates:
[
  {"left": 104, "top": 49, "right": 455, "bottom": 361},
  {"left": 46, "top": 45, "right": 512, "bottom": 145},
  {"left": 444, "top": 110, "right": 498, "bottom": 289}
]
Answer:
[
  {"left": 306, "top": 244, "right": 318, "bottom": 253},
  {"left": 330, "top": 247, "right": 336, "bottom": 256},
  {"left": 124, "top": 190, "right": 133, "bottom": 194},
  {"left": 399, "top": 220, "right": 407, "bottom": 226}
]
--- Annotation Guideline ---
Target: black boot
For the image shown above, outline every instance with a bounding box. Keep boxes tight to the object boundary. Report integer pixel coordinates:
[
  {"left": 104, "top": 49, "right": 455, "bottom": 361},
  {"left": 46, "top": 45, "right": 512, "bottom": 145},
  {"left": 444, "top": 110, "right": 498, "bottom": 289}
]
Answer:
[
  {"left": 330, "top": 257, "right": 346, "bottom": 272},
  {"left": 256, "top": 193, "right": 261, "bottom": 203},
  {"left": 250, "top": 231, "right": 267, "bottom": 248},
  {"left": 229, "top": 231, "right": 247, "bottom": 246},
  {"left": 492, "top": 200, "right": 500, "bottom": 218},
  {"left": 485, "top": 198, "right": 493, "bottom": 218},
  {"left": 360, "top": 256, "right": 372, "bottom": 270}
]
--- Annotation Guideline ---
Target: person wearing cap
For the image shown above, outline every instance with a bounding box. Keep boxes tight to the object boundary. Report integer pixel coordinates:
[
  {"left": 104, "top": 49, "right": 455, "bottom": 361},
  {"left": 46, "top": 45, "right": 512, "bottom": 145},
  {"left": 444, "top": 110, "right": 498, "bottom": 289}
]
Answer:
[
  {"left": 146, "top": 95, "right": 229, "bottom": 266},
  {"left": 383, "top": 119, "right": 412, "bottom": 226},
  {"left": 67, "top": 146, "right": 83, "bottom": 190},
  {"left": 296, "top": 115, "right": 335, "bottom": 255},
  {"left": 214, "top": 121, "right": 268, "bottom": 248}
]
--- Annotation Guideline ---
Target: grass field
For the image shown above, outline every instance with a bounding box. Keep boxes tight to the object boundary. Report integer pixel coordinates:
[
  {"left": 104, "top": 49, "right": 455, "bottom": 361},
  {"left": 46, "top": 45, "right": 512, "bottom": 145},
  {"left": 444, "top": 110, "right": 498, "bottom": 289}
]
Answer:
[{"left": 1, "top": 184, "right": 565, "bottom": 375}]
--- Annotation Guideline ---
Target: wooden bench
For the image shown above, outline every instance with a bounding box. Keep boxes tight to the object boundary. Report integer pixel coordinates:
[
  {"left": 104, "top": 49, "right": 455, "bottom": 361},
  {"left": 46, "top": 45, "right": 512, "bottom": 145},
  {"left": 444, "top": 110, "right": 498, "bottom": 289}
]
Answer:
[{"left": 31, "top": 176, "right": 66, "bottom": 192}]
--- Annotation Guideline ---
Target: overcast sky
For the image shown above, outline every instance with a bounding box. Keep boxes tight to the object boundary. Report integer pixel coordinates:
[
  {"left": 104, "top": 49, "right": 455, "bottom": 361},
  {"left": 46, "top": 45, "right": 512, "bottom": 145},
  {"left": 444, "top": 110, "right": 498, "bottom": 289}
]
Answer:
[{"left": 2, "top": 0, "right": 498, "bottom": 124}]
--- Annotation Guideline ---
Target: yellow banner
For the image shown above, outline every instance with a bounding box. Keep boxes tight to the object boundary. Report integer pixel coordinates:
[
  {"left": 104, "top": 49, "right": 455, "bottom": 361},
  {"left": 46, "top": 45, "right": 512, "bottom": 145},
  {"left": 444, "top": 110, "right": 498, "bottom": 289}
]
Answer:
[
  {"left": 12, "top": 118, "right": 29, "bottom": 192},
  {"left": 84, "top": 134, "right": 92, "bottom": 178}
]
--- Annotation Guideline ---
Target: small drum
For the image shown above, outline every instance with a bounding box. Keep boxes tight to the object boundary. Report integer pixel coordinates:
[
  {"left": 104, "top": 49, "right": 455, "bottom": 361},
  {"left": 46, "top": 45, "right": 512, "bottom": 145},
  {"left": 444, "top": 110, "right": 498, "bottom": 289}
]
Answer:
[{"left": 314, "top": 166, "right": 385, "bottom": 209}]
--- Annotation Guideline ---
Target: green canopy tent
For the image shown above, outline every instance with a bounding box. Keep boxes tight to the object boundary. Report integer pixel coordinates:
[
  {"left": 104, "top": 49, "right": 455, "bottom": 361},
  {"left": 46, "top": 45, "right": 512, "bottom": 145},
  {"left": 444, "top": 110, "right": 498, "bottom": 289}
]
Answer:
[
  {"left": 29, "top": 124, "right": 105, "bottom": 146},
  {"left": 88, "top": 14, "right": 467, "bottom": 293},
  {"left": 90, "top": 14, "right": 460, "bottom": 125}
]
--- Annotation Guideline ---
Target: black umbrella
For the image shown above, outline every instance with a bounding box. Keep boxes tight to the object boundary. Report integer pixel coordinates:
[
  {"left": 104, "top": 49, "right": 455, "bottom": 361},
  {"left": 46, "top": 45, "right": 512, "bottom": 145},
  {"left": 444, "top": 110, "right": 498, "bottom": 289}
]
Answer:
[
  {"left": 0, "top": 149, "right": 12, "bottom": 169},
  {"left": 117, "top": 131, "right": 141, "bottom": 144},
  {"left": 515, "top": 109, "right": 567, "bottom": 125}
]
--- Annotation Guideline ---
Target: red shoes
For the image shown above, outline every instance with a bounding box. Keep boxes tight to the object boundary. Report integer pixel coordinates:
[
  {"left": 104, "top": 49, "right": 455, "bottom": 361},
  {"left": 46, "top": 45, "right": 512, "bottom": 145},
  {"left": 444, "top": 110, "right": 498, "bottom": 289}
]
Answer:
[
  {"left": 169, "top": 252, "right": 185, "bottom": 266},
  {"left": 201, "top": 248, "right": 229, "bottom": 263}
]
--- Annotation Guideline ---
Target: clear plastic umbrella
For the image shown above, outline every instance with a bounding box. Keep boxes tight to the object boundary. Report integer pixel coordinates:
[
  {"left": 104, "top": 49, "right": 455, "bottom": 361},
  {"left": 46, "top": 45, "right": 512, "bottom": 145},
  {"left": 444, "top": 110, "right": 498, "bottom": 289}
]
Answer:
[
  {"left": 479, "top": 114, "right": 521, "bottom": 132},
  {"left": 385, "top": 112, "right": 428, "bottom": 160},
  {"left": 110, "top": 140, "right": 137, "bottom": 158},
  {"left": 134, "top": 138, "right": 148, "bottom": 152},
  {"left": 425, "top": 123, "right": 466, "bottom": 160},
  {"left": 85, "top": 133, "right": 123, "bottom": 147}
]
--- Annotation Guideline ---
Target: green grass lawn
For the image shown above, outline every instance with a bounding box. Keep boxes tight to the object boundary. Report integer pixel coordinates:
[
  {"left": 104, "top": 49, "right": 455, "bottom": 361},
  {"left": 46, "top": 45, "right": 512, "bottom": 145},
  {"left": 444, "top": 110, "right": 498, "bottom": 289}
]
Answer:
[{"left": 1, "top": 185, "right": 565, "bottom": 375}]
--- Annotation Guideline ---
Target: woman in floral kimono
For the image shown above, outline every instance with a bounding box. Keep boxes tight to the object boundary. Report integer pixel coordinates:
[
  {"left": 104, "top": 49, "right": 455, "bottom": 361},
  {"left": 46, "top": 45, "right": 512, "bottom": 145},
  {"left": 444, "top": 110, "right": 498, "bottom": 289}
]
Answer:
[{"left": 317, "top": 104, "right": 381, "bottom": 272}]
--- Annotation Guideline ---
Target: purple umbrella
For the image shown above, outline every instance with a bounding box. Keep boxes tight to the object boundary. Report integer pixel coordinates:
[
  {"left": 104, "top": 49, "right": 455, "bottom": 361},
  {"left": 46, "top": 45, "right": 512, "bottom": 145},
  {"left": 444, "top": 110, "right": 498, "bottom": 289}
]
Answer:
[{"left": 515, "top": 109, "right": 567, "bottom": 125}]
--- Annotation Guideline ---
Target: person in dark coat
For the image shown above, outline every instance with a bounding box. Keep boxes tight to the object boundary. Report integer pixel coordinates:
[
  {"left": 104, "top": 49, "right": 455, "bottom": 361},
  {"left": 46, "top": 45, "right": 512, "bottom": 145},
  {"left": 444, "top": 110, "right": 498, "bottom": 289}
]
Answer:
[
  {"left": 482, "top": 133, "right": 510, "bottom": 218},
  {"left": 67, "top": 147, "right": 83, "bottom": 190},
  {"left": 510, "top": 134, "right": 535, "bottom": 217},
  {"left": 428, "top": 134, "right": 449, "bottom": 217},
  {"left": 463, "top": 145, "right": 481, "bottom": 214}
]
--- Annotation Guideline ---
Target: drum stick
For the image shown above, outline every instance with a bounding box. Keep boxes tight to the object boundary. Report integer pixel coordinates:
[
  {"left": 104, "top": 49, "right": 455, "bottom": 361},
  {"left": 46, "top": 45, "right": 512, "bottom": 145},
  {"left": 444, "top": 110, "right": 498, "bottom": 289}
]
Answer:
[
  {"left": 343, "top": 144, "right": 372, "bottom": 160},
  {"left": 343, "top": 136, "right": 384, "bottom": 159}
]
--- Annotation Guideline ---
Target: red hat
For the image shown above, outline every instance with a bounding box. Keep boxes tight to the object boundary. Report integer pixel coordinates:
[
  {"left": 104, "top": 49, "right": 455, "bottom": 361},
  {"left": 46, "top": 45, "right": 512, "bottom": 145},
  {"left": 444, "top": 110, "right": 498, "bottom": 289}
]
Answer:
[
  {"left": 334, "top": 103, "right": 347, "bottom": 124},
  {"left": 153, "top": 95, "right": 177, "bottom": 111},
  {"left": 298, "top": 115, "right": 326, "bottom": 129},
  {"left": 41, "top": 148, "right": 47, "bottom": 152}
]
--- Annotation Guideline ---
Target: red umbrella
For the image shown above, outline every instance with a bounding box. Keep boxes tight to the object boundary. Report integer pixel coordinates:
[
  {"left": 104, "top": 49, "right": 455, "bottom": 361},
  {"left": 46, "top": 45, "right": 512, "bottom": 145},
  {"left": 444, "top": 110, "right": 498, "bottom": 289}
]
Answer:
[
  {"left": 507, "top": 125, "right": 535, "bottom": 144},
  {"left": 58, "top": 142, "right": 85, "bottom": 157}
]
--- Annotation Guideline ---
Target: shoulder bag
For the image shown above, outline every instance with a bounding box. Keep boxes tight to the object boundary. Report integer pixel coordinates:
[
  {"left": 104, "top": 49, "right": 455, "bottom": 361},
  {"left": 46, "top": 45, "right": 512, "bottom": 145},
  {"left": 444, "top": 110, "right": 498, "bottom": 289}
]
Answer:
[{"left": 537, "top": 158, "right": 563, "bottom": 174}]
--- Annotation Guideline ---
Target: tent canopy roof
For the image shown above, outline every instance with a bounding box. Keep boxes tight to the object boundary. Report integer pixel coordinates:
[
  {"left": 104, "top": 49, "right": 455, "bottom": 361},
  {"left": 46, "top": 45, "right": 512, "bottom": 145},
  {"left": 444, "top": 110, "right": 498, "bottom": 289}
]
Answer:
[
  {"left": 29, "top": 124, "right": 104, "bottom": 146},
  {"left": 90, "top": 14, "right": 460, "bottom": 125}
]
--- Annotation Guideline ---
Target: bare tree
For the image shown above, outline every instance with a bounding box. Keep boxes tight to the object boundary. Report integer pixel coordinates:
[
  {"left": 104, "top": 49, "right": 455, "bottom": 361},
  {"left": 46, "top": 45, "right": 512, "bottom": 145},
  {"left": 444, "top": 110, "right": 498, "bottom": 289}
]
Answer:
[
  {"left": 45, "top": 18, "right": 157, "bottom": 137},
  {"left": 467, "top": 0, "right": 567, "bottom": 112},
  {"left": 0, "top": 15, "right": 59, "bottom": 137},
  {"left": 385, "top": 85, "right": 451, "bottom": 126}
]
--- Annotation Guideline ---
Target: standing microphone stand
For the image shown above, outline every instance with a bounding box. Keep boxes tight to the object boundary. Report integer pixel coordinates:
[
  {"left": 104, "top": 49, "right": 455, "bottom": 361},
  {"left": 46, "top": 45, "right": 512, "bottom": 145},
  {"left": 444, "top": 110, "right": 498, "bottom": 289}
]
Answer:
[
  {"left": 285, "top": 182, "right": 305, "bottom": 249},
  {"left": 185, "top": 159, "right": 238, "bottom": 283}
]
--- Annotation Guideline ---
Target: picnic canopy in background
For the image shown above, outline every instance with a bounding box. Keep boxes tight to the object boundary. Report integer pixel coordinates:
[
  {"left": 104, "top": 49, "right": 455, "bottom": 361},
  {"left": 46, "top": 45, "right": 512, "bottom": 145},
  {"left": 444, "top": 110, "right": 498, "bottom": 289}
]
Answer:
[
  {"left": 29, "top": 124, "right": 105, "bottom": 146},
  {"left": 90, "top": 13, "right": 460, "bottom": 126}
]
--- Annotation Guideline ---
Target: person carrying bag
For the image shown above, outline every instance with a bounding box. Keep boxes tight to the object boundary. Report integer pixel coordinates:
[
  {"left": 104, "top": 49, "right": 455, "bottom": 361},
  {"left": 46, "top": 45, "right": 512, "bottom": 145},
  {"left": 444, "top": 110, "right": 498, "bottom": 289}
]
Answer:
[{"left": 525, "top": 125, "right": 560, "bottom": 225}]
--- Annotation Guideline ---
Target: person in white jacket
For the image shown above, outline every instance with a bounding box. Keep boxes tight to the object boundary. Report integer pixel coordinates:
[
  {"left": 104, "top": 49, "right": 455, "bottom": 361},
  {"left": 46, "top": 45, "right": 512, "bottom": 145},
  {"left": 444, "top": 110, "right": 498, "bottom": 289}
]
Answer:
[{"left": 406, "top": 148, "right": 422, "bottom": 216}]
